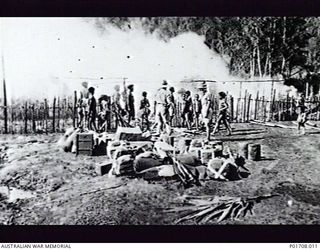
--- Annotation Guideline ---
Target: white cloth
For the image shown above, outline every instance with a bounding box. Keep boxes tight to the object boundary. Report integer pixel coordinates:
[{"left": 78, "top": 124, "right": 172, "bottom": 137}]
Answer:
[{"left": 201, "top": 92, "right": 213, "bottom": 123}]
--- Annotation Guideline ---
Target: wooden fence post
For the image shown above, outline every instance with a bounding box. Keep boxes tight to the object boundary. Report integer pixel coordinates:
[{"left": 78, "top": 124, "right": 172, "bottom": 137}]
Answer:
[
  {"left": 230, "top": 96, "right": 234, "bottom": 122},
  {"left": 317, "top": 100, "right": 320, "bottom": 121},
  {"left": 63, "top": 98, "right": 67, "bottom": 130},
  {"left": 262, "top": 96, "right": 266, "bottom": 122},
  {"left": 73, "top": 91, "right": 77, "bottom": 128},
  {"left": 11, "top": 106, "right": 14, "bottom": 134},
  {"left": 243, "top": 90, "right": 247, "bottom": 122},
  {"left": 235, "top": 98, "right": 239, "bottom": 122},
  {"left": 247, "top": 94, "right": 252, "bottom": 122},
  {"left": 254, "top": 91, "right": 259, "bottom": 120},
  {"left": 32, "top": 104, "right": 36, "bottom": 133},
  {"left": 57, "top": 97, "right": 61, "bottom": 131},
  {"left": 52, "top": 97, "right": 56, "bottom": 133},
  {"left": 44, "top": 99, "right": 48, "bottom": 134},
  {"left": 2, "top": 55, "right": 8, "bottom": 134},
  {"left": 24, "top": 102, "right": 28, "bottom": 134}
]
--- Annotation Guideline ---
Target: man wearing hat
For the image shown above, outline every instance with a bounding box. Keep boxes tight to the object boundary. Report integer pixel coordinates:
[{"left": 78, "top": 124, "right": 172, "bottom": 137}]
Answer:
[
  {"left": 153, "top": 80, "right": 171, "bottom": 135},
  {"left": 127, "top": 84, "right": 135, "bottom": 123},
  {"left": 198, "top": 81, "right": 213, "bottom": 141}
]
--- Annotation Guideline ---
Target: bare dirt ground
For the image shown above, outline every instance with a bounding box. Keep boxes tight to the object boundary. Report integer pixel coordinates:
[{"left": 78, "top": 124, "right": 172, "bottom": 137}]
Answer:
[{"left": 1, "top": 122, "right": 320, "bottom": 225}]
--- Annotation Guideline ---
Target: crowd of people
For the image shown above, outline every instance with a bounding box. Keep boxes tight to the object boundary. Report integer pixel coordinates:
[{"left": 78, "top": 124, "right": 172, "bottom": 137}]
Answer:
[{"left": 76, "top": 80, "right": 233, "bottom": 141}]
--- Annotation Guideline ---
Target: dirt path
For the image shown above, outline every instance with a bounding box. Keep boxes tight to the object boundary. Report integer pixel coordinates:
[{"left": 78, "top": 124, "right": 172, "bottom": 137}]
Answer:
[{"left": 0, "top": 123, "right": 320, "bottom": 225}]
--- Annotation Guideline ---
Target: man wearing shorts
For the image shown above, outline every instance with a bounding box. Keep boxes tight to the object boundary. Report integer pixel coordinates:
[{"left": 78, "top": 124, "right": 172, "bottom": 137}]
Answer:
[
  {"left": 296, "top": 93, "right": 307, "bottom": 135},
  {"left": 212, "top": 91, "right": 232, "bottom": 136},
  {"left": 199, "top": 82, "right": 213, "bottom": 141},
  {"left": 154, "top": 80, "right": 171, "bottom": 135}
]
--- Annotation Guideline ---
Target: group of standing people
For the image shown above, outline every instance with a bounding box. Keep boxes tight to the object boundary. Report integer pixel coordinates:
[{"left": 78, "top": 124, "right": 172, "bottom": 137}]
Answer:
[
  {"left": 76, "top": 80, "right": 233, "bottom": 141},
  {"left": 153, "top": 80, "right": 232, "bottom": 141},
  {"left": 76, "top": 81, "right": 149, "bottom": 132}
]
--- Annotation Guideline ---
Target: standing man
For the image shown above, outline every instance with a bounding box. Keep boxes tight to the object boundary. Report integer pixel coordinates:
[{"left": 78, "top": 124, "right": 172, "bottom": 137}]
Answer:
[
  {"left": 127, "top": 84, "right": 135, "bottom": 124},
  {"left": 212, "top": 91, "right": 232, "bottom": 136},
  {"left": 139, "top": 91, "right": 151, "bottom": 131},
  {"left": 112, "top": 84, "right": 123, "bottom": 128},
  {"left": 167, "top": 87, "right": 176, "bottom": 126},
  {"left": 181, "top": 90, "right": 193, "bottom": 130},
  {"left": 154, "top": 80, "right": 171, "bottom": 135},
  {"left": 199, "top": 82, "right": 213, "bottom": 141},
  {"left": 77, "top": 81, "right": 89, "bottom": 128},
  {"left": 88, "top": 87, "right": 98, "bottom": 131},
  {"left": 98, "top": 95, "right": 111, "bottom": 132},
  {"left": 193, "top": 93, "right": 202, "bottom": 131},
  {"left": 296, "top": 93, "right": 307, "bottom": 135}
]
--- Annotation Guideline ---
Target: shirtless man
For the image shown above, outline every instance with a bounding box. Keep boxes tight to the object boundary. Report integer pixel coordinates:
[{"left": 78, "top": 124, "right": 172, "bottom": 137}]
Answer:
[
  {"left": 77, "top": 81, "right": 89, "bottom": 128},
  {"left": 199, "top": 82, "right": 213, "bottom": 141},
  {"left": 212, "top": 91, "right": 232, "bottom": 136}
]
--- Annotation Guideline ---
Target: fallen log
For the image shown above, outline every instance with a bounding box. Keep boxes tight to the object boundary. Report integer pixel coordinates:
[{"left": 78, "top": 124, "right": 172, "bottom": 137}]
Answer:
[
  {"left": 292, "top": 121, "right": 320, "bottom": 131},
  {"left": 306, "top": 121, "right": 319, "bottom": 127},
  {"left": 249, "top": 120, "right": 275, "bottom": 126},
  {"left": 250, "top": 120, "right": 295, "bottom": 129}
]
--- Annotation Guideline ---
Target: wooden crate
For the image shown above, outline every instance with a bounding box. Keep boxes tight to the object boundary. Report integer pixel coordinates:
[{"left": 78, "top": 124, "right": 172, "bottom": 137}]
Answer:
[{"left": 76, "top": 133, "right": 94, "bottom": 156}]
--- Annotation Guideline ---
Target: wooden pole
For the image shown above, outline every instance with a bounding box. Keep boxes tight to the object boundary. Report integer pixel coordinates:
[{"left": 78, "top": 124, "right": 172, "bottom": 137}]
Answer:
[
  {"left": 73, "top": 91, "right": 77, "bottom": 128},
  {"left": 277, "top": 101, "right": 280, "bottom": 121},
  {"left": 317, "top": 100, "right": 320, "bottom": 121},
  {"left": 254, "top": 91, "right": 259, "bottom": 120},
  {"left": 262, "top": 96, "right": 266, "bottom": 122},
  {"left": 230, "top": 96, "right": 234, "bottom": 122},
  {"left": 44, "top": 99, "right": 48, "bottom": 134},
  {"left": 286, "top": 93, "right": 289, "bottom": 120},
  {"left": 32, "top": 104, "right": 36, "bottom": 133},
  {"left": 24, "top": 102, "right": 28, "bottom": 134},
  {"left": 243, "top": 90, "right": 247, "bottom": 122},
  {"left": 272, "top": 89, "right": 276, "bottom": 121},
  {"left": 1, "top": 55, "right": 8, "bottom": 134},
  {"left": 10, "top": 106, "right": 14, "bottom": 134},
  {"left": 235, "top": 98, "right": 240, "bottom": 122},
  {"left": 247, "top": 94, "right": 252, "bottom": 122},
  {"left": 52, "top": 97, "right": 56, "bottom": 133},
  {"left": 57, "top": 97, "right": 60, "bottom": 132},
  {"left": 63, "top": 98, "right": 67, "bottom": 130}
]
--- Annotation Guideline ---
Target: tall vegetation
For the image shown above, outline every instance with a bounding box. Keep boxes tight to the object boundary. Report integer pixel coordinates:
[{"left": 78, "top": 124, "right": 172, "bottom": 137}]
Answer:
[{"left": 94, "top": 17, "right": 320, "bottom": 94}]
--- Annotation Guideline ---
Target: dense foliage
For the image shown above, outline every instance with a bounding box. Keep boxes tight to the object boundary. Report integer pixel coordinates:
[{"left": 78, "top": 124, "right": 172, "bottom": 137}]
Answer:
[{"left": 94, "top": 17, "right": 320, "bottom": 94}]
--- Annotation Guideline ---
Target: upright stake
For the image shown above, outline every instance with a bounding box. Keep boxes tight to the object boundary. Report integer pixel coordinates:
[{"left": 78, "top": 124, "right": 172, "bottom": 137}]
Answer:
[
  {"left": 44, "top": 99, "right": 48, "bottom": 134},
  {"left": 32, "top": 104, "right": 36, "bottom": 133},
  {"left": 1, "top": 55, "right": 8, "bottom": 134},
  {"left": 24, "top": 102, "right": 28, "bottom": 134},
  {"left": 247, "top": 94, "right": 252, "bottom": 122},
  {"left": 230, "top": 96, "right": 234, "bottom": 122},
  {"left": 243, "top": 90, "right": 247, "bottom": 122},
  {"left": 254, "top": 91, "right": 259, "bottom": 120},
  {"left": 57, "top": 97, "right": 60, "bottom": 132},
  {"left": 52, "top": 97, "right": 56, "bottom": 133},
  {"left": 73, "top": 91, "right": 77, "bottom": 128}
]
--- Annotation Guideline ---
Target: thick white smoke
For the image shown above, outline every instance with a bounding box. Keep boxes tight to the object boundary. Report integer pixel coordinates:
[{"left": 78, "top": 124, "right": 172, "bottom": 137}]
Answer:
[{"left": 0, "top": 17, "right": 296, "bottom": 104}]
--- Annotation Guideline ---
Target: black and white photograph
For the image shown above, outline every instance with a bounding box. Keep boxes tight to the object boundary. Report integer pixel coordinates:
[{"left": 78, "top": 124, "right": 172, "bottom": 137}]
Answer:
[{"left": 0, "top": 17, "right": 320, "bottom": 227}]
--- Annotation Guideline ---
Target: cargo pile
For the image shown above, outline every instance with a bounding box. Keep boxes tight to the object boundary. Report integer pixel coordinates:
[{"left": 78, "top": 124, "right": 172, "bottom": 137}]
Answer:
[{"left": 57, "top": 126, "right": 256, "bottom": 188}]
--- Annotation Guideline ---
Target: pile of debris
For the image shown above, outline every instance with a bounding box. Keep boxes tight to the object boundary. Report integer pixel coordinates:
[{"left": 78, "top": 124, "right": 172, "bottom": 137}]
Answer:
[
  {"left": 58, "top": 126, "right": 252, "bottom": 188},
  {"left": 167, "top": 194, "right": 279, "bottom": 224}
]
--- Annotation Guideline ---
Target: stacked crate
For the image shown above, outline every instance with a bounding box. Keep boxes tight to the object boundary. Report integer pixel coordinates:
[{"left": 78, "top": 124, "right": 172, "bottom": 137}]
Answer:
[{"left": 76, "top": 133, "right": 94, "bottom": 156}]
